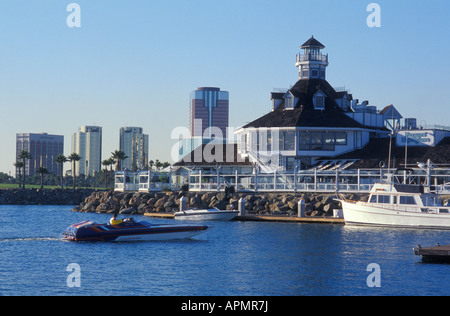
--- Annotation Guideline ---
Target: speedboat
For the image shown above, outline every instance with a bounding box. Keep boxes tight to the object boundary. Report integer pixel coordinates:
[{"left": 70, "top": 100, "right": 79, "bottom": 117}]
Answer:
[
  {"left": 337, "top": 182, "right": 450, "bottom": 229},
  {"left": 174, "top": 208, "right": 239, "bottom": 221},
  {"left": 62, "top": 219, "right": 210, "bottom": 242}
]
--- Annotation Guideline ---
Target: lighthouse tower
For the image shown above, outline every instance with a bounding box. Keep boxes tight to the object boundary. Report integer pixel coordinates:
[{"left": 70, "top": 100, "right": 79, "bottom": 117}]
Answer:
[{"left": 295, "top": 36, "right": 329, "bottom": 80}]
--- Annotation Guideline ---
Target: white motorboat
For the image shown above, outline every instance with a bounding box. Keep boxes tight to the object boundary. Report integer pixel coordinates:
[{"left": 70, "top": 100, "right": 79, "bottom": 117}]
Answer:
[
  {"left": 174, "top": 208, "right": 239, "bottom": 221},
  {"left": 337, "top": 182, "right": 450, "bottom": 229}
]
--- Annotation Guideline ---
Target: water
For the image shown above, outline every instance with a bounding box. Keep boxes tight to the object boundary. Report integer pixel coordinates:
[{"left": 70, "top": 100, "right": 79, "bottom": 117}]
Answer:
[{"left": 1, "top": 205, "right": 449, "bottom": 296}]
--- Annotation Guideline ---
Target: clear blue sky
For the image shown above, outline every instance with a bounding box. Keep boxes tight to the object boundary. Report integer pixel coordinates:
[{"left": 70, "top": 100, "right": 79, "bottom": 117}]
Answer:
[{"left": 1, "top": 0, "right": 449, "bottom": 175}]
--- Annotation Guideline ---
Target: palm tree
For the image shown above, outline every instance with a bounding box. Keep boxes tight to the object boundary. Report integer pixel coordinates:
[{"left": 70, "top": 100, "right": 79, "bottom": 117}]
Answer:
[
  {"left": 155, "top": 159, "right": 162, "bottom": 171},
  {"left": 37, "top": 167, "right": 49, "bottom": 189},
  {"left": 17, "top": 150, "right": 31, "bottom": 189},
  {"left": 13, "top": 161, "right": 24, "bottom": 188},
  {"left": 111, "top": 150, "right": 128, "bottom": 171},
  {"left": 68, "top": 153, "right": 81, "bottom": 191},
  {"left": 55, "top": 154, "right": 67, "bottom": 189},
  {"left": 102, "top": 159, "right": 112, "bottom": 188},
  {"left": 108, "top": 157, "right": 115, "bottom": 188}
]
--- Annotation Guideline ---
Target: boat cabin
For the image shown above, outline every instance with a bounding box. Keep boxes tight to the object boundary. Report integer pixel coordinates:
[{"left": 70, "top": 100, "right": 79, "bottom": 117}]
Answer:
[{"left": 367, "top": 183, "right": 446, "bottom": 210}]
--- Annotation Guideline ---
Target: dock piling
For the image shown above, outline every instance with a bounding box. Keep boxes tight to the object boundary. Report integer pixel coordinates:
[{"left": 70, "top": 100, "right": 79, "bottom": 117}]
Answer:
[
  {"left": 238, "top": 198, "right": 245, "bottom": 216},
  {"left": 298, "top": 199, "right": 306, "bottom": 218},
  {"left": 179, "top": 196, "right": 186, "bottom": 212}
]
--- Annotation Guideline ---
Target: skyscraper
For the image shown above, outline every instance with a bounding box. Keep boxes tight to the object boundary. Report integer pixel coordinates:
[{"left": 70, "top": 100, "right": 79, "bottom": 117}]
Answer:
[
  {"left": 119, "top": 127, "right": 149, "bottom": 171},
  {"left": 71, "top": 126, "right": 102, "bottom": 176},
  {"left": 189, "top": 87, "right": 229, "bottom": 139},
  {"left": 16, "top": 133, "right": 64, "bottom": 176}
]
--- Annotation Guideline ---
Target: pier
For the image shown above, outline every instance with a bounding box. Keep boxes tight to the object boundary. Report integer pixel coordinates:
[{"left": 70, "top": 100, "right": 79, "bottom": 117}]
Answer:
[
  {"left": 414, "top": 244, "right": 450, "bottom": 263},
  {"left": 143, "top": 212, "right": 345, "bottom": 224}
]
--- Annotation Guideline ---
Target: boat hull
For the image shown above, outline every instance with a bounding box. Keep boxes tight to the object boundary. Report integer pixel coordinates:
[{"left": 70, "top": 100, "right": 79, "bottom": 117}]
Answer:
[
  {"left": 341, "top": 200, "right": 450, "bottom": 229},
  {"left": 174, "top": 209, "right": 239, "bottom": 221},
  {"left": 62, "top": 220, "right": 209, "bottom": 242}
]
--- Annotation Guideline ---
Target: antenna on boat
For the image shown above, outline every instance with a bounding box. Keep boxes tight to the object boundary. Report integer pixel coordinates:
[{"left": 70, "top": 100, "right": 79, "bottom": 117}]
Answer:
[
  {"left": 387, "top": 132, "right": 393, "bottom": 174},
  {"left": 404, "top": 131, "right": 409, "bottom": 184},
  {"left": 417, "top": 159, "right": 434, "bottom": 188},
  {"left": 387, "top": 107, "right": 397, "bottom": 174}
]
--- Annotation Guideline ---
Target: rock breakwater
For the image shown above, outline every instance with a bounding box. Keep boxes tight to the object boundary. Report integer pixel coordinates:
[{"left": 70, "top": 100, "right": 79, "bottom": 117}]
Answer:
[{"left": 72, "top": 190, "right": 368, "bottom": 217}]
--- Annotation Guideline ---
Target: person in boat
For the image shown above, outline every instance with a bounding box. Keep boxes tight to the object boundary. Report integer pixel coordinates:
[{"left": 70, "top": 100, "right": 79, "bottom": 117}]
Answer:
[
  {"left": 110, "top": 213, "right": 123, "bottom": 225},
  {"left": 110, "top": 214, "right": 135, "bottom": 225}
]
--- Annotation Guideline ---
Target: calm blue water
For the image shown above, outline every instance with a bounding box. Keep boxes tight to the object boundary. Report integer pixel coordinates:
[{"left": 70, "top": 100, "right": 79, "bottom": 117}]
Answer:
[{"left": 0, "top": 205, "right": 449, "bottom": 296}]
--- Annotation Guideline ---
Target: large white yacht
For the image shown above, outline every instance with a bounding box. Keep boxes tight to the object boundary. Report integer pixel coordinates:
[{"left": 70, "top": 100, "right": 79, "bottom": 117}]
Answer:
[{"left": 338, "top": 182, "right": 450, "bottom": 229}]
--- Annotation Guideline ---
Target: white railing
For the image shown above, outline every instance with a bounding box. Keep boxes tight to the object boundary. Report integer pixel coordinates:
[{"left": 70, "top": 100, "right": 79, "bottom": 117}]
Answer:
[
  {"left": 296, "top": 53, "right": 328, "bottom": 63},
  {"left": 114, "top": 168, "right": 450, "bottom": 194}
]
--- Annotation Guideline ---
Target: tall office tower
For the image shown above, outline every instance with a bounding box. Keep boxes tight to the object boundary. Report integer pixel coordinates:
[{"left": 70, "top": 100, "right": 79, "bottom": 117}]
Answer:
[
  {"left": 16, "top": 133, "right": 64, "bottom": 176},
  {"left": 71, "top": 126, "right": 102, "bottom": 177},
  {"left": 119, "top": 127, "right": 149, "bottom": 171},
  {"left": 189, "top": 87, "right": 229, "bottom": 139}
]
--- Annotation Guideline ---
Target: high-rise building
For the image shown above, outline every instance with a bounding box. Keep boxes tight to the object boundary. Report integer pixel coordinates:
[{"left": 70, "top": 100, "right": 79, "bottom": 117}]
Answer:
[
  {"left": 175, "top": 87, "right": 230, "bottom": 162},
  {"left": 189, "top": 87, "right": 229, "bottom": 139},
  {"left": 71, "top": 126, "right": 102, "bottom": 176},
  {"left": 16, "top": 133, "right": 64, "bottom": 176},
  {"left": 119, "top": 127, "right": 149, "bottom": 171}
]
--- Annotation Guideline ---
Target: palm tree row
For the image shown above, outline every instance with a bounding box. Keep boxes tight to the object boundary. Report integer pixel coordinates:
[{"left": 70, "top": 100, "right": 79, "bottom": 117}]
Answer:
[{"left": 14, "top": 150, "right": 129, "bottom": 190}]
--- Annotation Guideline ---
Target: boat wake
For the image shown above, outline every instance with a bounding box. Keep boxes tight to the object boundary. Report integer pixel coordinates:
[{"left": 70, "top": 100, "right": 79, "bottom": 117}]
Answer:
[{"left": 0, "top": 237, "right": 61, "bottom": 242}]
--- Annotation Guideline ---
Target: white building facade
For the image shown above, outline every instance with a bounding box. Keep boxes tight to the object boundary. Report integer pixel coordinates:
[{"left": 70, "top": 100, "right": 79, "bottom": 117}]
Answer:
[{"left": 71, "top": 126, "right": 102, "bottom": 176}]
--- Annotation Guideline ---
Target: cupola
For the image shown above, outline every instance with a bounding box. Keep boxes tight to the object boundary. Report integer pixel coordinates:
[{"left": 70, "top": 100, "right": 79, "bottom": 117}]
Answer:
[{"left": 295, "top": 36, "right": 329, "bottom": 80}]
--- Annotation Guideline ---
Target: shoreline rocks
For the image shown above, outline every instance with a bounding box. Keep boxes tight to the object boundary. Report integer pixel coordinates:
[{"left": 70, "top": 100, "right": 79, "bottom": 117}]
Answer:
[{"left": 72, "top": 190, "right": 369, "bottom": 217}]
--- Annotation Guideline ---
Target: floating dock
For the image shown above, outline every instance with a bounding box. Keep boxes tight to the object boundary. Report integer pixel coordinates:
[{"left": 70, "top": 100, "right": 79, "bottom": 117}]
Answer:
[
  {"left": 414, "top": 244, "right": 450, "bottom": 263},
  {"left": 144, "top": 212, "right": 345, "bottom": 224}
]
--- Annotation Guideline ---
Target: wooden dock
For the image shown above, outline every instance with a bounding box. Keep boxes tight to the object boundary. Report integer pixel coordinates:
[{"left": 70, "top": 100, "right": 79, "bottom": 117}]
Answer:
[
  {"left": 143, "top": 212, "right": 345, "bottom": 224},
  {"left": 414, "top": 244, "right": 450, "bottom": 263}
]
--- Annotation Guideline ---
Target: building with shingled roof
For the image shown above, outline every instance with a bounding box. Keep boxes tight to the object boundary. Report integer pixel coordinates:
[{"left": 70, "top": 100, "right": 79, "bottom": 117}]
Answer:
[{"left": 235, "top": 36, "right": 392, "bottom": 171}]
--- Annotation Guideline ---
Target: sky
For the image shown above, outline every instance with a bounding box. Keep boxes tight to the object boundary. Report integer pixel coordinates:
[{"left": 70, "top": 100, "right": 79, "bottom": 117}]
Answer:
[{"left": 1, "top": 0, "right": 450, "bottom": 175}]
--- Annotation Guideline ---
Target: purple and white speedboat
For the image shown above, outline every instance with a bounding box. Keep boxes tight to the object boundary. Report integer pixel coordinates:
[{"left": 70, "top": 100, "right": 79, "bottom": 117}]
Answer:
[{"left": 62, "top": 219, "right": 209, "bottom": 242}]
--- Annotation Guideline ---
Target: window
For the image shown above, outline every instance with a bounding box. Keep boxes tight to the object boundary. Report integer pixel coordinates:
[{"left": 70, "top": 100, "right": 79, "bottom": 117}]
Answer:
[
  {"left": 335, "top": 132, "right": 347, "bottom": 145},
  {"left": 285, "top": 93, "right": 295, "bottom": 109},
  {"left": 278, "top": 131, "right": 295, "bottom": 151},
  {"left": 314, "top": 96, "right": 325, "bottom": 110},
  {"left": 311, "top": 69, "right": 319, "bottom": 78},
  {"left": 378, "top": 195, "right": 390, "bottom": 204},
  {"left": 399, "top": 196, "right": 416, "bottom": 205},
  {"left": 255, "top": 130, "right": 272, "bottom": 153},
  {"left": 323, "top": 133, "right": 335, "bottom": 151},
  {"left": 422, "top": 196, "right": 438, "bottom": 206},
  {"left": 298, "top": 131, "right": 347, "bottom": 151},
  {"left": 251, "top": 131, "right": 259, "bottom": 151},
  {"left": 266, "top": 131, "right": 272, "bottom": 152},
  {"left": 310, "top": 132, "right": 323, "bottom": 150},
  {"left": 370, "top": 195, "right": 377, "bottom": 203},
  {"left": 301, "top": 66, "right": 309, "bottom": 79},
  {"left": 284, "top": 132, "right": 295, "bottom": 151},
  {"left": 320, "top": 68, "right": 326, "bottom": 79},
  {"left": 313, "top": 91, "right": 326, "bottom": 110},
  {"left": 286, "top": 157, "right": 296, "bottom": 170},
  {"left": 245, "top": 134, "right": 250, "bottom": 151}
]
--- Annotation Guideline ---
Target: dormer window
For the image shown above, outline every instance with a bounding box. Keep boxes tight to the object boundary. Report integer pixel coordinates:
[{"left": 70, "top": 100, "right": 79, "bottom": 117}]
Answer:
[
  {"left": 313, "top": 90, "right": 326, "bottom": 110},
  {"left": 285, "top": 92, "right": 295, "bottom": 110}
]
